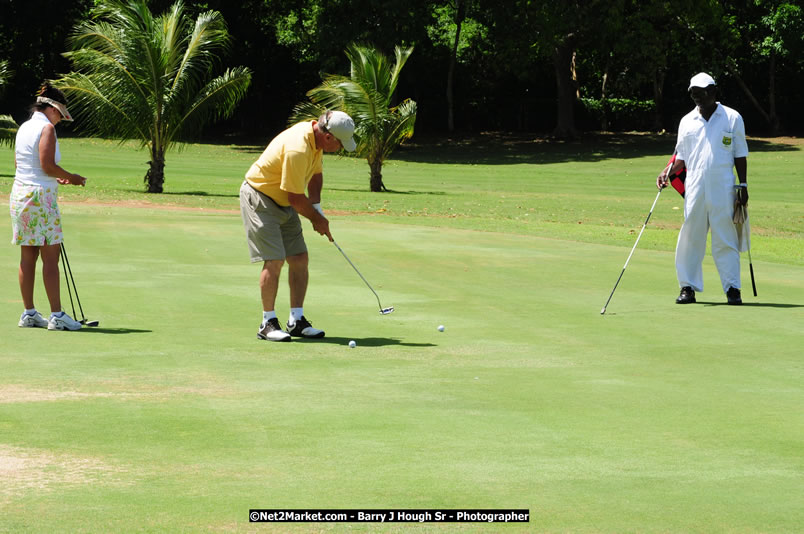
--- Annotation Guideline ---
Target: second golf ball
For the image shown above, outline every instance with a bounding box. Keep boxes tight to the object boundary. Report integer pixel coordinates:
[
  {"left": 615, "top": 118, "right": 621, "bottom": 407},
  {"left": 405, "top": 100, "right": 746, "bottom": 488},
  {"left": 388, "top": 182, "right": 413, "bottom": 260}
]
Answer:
[
  {"left": 349, "top": 340, "right": 357, "bottom": 348},
  {"left": 438, "top": 325, "right": 445, "bottom": 332}
]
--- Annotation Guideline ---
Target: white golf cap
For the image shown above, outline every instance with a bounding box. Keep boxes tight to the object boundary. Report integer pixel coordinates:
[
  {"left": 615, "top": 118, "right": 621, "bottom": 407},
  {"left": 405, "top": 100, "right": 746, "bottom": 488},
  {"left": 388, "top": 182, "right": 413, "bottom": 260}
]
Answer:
[
  {"left": 688, "top": 72, "right": 716, "bottom": 90},
  {"left": 323, "top": 111, "right": 357, "bottom": 152}
]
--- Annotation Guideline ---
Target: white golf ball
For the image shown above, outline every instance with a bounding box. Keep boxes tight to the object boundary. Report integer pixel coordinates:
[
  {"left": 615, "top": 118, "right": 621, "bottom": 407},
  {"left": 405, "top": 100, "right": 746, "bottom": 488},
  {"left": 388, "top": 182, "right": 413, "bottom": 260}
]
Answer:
[
  {"left": 438, "top": 325, "right": 445, "bottom": 332},
  {"left": 348, "top": 340, "right": 357, "bottom": 348}
]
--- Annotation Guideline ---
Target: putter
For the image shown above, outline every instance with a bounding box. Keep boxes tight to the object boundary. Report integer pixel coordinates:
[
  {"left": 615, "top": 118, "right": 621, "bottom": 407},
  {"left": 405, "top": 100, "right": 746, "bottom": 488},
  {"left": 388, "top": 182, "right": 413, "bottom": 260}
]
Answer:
[
  {"left": 601, "top": 187, "right": 663, "bottom": 315},
  {"left": 332, "top": 240, "right": 394, "bottom": 314},
  {"left": 60, "top": 243, "right": 100, "bottom": 326}
]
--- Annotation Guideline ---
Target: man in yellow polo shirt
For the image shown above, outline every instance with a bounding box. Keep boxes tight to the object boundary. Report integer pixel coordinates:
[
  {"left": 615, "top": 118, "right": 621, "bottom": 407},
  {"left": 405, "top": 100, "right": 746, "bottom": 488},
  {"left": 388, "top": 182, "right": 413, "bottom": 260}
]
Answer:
[{"left": 240, "top": 110, "right": 357, "bottom": 342}]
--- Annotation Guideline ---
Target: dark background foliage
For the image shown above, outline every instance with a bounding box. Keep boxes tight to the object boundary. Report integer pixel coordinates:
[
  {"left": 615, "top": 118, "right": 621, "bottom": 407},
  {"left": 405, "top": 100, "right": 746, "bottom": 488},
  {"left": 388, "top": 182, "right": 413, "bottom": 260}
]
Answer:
[{"left": 1, "top": 0, "right": 802, "bottom": 140}]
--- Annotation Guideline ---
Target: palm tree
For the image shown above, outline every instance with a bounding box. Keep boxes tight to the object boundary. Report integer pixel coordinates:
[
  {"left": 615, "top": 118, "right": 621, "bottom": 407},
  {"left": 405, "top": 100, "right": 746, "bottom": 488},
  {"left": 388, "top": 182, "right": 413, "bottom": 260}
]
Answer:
[
  {"left": 0, "top": 60, "right": 17, "bottom": 148},
  {"left": 290, "top": 44, "right": 417, "bottom": 192},
  {"left": 54, "top": 0, "right": 251, "bottom": 192}
]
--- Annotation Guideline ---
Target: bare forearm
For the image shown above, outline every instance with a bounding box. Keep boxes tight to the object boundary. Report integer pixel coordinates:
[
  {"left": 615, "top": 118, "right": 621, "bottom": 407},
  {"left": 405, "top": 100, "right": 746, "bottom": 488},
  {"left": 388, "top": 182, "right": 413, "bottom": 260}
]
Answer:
[
  {"left": 734, "top": 157, "right": 747, "bottom": 184},
  {"left": 288, "top": 192, "right": 324, "bottom": 223},
  {"left": 307, "top": 173, "right": 323, "bottom": 205}
]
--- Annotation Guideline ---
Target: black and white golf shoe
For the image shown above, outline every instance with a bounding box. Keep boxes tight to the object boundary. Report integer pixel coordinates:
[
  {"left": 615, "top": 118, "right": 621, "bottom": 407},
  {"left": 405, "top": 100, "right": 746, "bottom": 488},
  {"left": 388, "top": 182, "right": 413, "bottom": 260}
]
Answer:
[
  {"left": 257, "top": 318, "right": 291, "bottom": 342},
  {"left": 287, "top": 316, "right": 325, "bottom": 339}
]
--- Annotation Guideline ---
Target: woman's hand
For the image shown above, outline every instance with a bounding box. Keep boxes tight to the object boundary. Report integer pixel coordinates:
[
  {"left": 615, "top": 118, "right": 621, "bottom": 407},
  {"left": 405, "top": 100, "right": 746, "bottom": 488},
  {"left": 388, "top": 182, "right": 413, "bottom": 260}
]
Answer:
[{"left": 58, "top": 173, "right": 86, "bottom": 186}]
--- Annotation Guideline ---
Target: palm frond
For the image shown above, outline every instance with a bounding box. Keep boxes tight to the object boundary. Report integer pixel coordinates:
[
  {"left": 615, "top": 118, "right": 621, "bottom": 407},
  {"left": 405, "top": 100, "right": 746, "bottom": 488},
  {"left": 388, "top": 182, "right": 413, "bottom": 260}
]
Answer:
[
  {"left": 291, "top": 42, "right": 417, "bottom": 189},
  {"left": 288, "top": 101, "right": 328, "bottom": 126},
  {"left": 168, "top": 66, "right": 251, "bottom": 145},
  {"left": 0, "top": 60, "right": 13, "bottom": 94},
  {"left": 56, "top": 72, "right": 152, "bottom": 145},
  {"left": 0, "top": 114, "right": 18, "bottom": 148}
]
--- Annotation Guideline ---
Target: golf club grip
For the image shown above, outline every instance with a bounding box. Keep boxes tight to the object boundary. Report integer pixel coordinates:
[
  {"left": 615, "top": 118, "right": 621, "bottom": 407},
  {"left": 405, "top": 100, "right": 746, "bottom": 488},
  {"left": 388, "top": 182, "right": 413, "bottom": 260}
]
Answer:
[{"left": 750, "top": 264, "right": 757, "bottom": 296}]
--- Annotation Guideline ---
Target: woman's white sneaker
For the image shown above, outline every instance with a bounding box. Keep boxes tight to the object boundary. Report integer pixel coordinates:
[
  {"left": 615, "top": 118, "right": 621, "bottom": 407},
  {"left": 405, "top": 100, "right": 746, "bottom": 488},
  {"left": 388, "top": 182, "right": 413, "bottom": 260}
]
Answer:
[
  {"left": 19, "top": 311, "right": 49, "bottom": 328},
  {"left": 48, "top": 312, "right": 82, "bottom": 331}
]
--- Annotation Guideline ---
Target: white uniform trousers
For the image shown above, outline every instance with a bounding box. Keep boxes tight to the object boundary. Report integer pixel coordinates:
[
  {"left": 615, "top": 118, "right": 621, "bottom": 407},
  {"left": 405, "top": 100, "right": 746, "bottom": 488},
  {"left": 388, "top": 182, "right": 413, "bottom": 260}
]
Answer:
[{"left": 675, "top": 185, "right": 741, "bottom": 293}]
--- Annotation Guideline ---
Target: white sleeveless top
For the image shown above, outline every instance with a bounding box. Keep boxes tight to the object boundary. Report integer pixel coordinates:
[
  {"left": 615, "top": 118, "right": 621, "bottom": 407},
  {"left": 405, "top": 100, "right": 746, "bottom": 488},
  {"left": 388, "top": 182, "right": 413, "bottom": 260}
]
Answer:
[{"left": 14, "top": 111, "right": 61, "bottom": 187}]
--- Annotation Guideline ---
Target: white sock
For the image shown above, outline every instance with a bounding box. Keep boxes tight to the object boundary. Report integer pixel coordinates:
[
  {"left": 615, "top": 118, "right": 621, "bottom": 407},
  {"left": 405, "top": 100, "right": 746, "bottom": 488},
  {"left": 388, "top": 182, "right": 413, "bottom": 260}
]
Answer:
[
  {"left": 262, "top": 311, "right": 276, "bottom": 325},
  {"left": 24, "top": 308, "right": 37, "bottom": 316},
  {"left": 289, "top": 308, "right": 303, "bottom": 324}
]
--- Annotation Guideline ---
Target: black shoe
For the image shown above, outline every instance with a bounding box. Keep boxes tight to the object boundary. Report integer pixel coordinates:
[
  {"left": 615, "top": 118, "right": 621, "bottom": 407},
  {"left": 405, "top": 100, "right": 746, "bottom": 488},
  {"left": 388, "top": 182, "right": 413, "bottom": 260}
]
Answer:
[
  {"left": 726, "top": 287, "right": 742, "bottom": 305},
  {"left": 676, "top": 286, "right": 696, "bottom": 304},
  {"left": 287, "top": 316, "right": 325, "bottom": 338},
  {"left": 257, "top": 317, "right": 291, "bottom": 342}
]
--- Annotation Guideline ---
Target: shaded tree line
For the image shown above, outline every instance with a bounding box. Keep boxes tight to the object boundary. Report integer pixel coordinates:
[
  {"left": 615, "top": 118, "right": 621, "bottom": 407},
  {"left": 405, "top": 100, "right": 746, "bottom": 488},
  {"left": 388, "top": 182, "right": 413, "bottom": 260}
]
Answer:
[{"left": 1, "top": 0, "right": 802, "bottom": 139}]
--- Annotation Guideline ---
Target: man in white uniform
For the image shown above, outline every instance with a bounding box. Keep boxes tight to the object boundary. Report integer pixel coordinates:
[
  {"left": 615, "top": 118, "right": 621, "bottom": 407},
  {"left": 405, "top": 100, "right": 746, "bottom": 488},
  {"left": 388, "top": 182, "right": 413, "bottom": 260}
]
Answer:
[{"left": 658, "top": 73, "right": 749, "bottom": 305}]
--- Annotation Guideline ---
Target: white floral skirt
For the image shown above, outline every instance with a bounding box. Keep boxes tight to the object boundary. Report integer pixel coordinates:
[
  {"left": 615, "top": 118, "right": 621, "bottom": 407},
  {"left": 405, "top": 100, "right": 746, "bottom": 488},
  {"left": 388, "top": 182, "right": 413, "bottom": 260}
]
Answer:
[{"left": 9, "top": 182, "right": 63, "bottom": 246}]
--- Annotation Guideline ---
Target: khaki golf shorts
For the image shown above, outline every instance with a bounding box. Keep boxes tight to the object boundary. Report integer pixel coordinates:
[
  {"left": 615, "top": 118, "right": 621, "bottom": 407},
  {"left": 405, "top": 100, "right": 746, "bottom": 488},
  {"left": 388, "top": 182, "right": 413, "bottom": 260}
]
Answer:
[{"left": 239, "top": 181, "right": 307, "bottom": 262}]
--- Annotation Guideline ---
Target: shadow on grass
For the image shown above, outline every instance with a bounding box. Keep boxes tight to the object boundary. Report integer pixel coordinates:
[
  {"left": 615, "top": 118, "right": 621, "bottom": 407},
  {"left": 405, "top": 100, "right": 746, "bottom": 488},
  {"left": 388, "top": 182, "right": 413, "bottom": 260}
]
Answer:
[
  {"left": 122, "top": 189, "right": 239, "bottom": 199},
  {"left": 78, "top": 327, "right": 153, "bottom": 334},
  {"left": 301, "top": 336, "right": 436, "bottom": 348},
  {"left": 388, "top": 132, "right": 799, "bottom": 166},
  {"left": 700, "top": 302, "right": 804, "bottom": 308},
  {"left": 159, "top": 191, "right": 239, "bottom": 198},
  {"left": 327, "top": 186, "right": 445, "bottom": 196}
]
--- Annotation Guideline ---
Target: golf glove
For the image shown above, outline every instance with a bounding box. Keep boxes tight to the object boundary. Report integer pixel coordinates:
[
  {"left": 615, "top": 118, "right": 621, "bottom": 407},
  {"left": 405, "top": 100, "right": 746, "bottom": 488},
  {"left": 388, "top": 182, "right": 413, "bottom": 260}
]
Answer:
[{"left": 313, "top": 203, "right": 324, "bottom": 216}]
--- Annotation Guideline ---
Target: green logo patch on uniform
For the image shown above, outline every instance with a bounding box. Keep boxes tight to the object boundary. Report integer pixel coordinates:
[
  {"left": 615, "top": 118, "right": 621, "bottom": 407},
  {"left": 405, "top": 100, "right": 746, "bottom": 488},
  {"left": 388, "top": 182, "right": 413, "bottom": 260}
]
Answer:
[{"left": 722, "top": 136, "right": 732, "bottom": 146}]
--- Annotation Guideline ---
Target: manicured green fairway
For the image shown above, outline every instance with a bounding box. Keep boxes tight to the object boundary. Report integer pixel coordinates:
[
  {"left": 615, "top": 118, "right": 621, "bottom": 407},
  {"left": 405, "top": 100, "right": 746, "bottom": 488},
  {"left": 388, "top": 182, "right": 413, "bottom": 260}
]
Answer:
[{"left": 0, "top": 135, "right": 802, "bottom": 532}]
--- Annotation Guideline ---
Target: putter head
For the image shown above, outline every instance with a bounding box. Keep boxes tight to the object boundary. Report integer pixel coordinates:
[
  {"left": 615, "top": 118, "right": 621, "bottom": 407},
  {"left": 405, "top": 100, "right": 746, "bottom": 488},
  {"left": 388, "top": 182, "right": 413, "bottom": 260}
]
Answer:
[
  {"left": 81, "top": 319, "right": 100, "bottom": 327},
  {"left": 379, "top": 307, "right": 394, "bottom": 315}
]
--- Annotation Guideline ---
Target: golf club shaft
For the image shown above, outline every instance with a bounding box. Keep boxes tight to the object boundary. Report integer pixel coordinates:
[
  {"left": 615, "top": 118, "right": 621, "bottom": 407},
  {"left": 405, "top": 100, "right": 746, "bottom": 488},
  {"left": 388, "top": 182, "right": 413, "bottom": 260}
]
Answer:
[
  {"left": 60, "top": 242, "right": 85, "bottom": 320},
  {"left": 332, "top": 240, "right": 384, "bottom": 310},
  {"left": 60, "top": 244, "right": 77, "bottom": 319},
  {"left": 748, "top": 248, "right": 758, "bottom": 297},
  {"left": 601, "top": 188, "right": 663, "bottom": 314}
]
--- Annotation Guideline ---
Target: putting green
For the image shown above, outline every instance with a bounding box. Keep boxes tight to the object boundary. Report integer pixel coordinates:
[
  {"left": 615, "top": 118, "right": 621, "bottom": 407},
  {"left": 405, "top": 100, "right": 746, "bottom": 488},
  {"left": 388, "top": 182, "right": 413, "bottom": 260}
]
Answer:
[{"left": 1, "top": 202, "right": 802, "bottom": 532}]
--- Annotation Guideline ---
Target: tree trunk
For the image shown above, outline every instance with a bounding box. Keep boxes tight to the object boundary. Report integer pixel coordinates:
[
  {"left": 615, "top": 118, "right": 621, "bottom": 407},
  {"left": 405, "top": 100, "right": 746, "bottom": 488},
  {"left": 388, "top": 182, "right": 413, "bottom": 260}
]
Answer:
[
  {"left": 652, "top": 68, "right": 666, "bottom": 132},
  {"left": 767, "top": 52, "right": 779, "bottom": 135},
  {"left": 145, "top": 145, "right": 165, "bottom": 193},
  {"left": 446, "top": 0, "right": 466, "bottom": 132},
  {"left": 369, "top": 157, "right": 385, "bottom": 192},
  {"left": 553, "top": 36, "right": 578, "bottom": 139},
  {"left": 726, "top": 59, "right": 778, "bottom": 136},
  {"left": 600, "top": 58, "right": 610, "bottom": 131}
]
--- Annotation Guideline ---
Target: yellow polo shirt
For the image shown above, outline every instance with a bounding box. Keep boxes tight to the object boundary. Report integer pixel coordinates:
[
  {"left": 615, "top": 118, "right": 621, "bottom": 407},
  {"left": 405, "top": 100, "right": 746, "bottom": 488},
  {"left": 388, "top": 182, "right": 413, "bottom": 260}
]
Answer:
[{"left": 244, "top": 121, "right": 323, "bottom": 206}]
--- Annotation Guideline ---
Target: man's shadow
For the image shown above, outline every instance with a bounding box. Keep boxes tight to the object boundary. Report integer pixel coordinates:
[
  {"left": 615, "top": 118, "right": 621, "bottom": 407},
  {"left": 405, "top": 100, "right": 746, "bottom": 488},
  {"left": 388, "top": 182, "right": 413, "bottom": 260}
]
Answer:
[
  {"left": 700, "top": 302, "right": 804, "bottom": 308},
  {"left": 77, "top": 327, "right": 153, "bottom": 334},
  {"left": 305, "top": 336, "right": 436, "bottom": 348}
]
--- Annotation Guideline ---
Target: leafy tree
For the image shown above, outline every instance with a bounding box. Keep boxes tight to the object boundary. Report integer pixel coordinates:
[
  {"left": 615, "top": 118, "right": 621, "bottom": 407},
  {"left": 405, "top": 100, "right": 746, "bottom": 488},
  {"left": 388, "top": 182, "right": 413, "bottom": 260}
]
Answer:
[
  {"left": 290, "top": 44, "right": 417, "bottom": 192},
  {"left": 54, "top": 0, "right": 252, "bottom": 192},
  {"left": 723, "top": 0, "right": 803, "bottom": 134},
  {"left": 0, "top": 60, "right": 17, "bottom": 147}
]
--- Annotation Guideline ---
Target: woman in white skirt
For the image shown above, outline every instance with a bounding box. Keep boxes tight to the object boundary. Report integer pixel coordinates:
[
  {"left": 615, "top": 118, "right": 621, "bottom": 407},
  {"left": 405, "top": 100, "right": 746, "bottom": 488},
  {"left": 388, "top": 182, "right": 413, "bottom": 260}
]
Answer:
[{"left": 10, "top": 82, "right": 88, "bottom": 330}]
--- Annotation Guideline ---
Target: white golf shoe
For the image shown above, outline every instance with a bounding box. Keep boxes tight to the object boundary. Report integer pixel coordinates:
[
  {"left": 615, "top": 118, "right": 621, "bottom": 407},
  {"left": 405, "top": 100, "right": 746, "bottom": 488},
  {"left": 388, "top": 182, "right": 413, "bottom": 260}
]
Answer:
[
  {"left": 257, "top": 318, "right": 291, "bottom": 342},
  {"left": 48, "top": 312, "right": 82, "bottom": 331},
  {"left": 18, "top": 311, "right": 49, "bottom": 328},
  {"left": 287, "top": 316, "right": 325, "bottom": 339}
]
